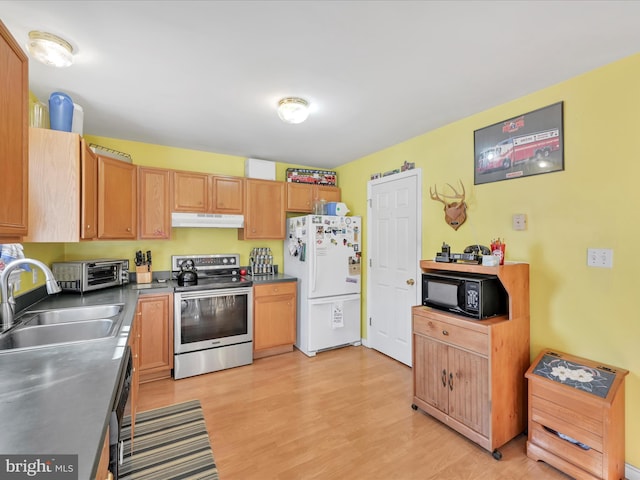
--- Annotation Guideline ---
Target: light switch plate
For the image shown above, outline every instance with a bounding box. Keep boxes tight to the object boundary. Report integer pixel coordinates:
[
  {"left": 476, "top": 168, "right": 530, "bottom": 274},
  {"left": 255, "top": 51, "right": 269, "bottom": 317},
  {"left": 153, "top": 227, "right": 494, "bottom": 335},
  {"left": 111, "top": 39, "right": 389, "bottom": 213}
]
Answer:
[{"left": 512, "top": 213, "right": 527, "bottom": 231}]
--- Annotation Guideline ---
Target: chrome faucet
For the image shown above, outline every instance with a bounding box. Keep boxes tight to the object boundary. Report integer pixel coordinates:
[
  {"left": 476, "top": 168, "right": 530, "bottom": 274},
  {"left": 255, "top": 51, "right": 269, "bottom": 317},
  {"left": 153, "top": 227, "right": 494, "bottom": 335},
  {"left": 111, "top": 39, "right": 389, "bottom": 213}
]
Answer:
[{"left": 1, "top": 258, "right": 62, "bottom": 331}]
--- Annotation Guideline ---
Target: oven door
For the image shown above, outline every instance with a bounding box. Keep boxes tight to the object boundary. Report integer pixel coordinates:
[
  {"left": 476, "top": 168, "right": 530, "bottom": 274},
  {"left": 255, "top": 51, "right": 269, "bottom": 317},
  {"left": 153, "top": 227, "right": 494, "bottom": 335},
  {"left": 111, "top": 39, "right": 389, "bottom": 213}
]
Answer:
[{"left": 174, "top": 286, "right": 253, "bottom": 355}]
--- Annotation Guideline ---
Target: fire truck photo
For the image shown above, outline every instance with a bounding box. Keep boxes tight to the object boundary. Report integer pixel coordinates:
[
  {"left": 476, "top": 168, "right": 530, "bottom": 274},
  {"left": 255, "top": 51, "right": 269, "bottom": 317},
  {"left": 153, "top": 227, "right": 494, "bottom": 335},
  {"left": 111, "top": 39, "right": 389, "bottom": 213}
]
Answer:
[{"left": 476, "top": 128, "right": 560, "bottom": 173}]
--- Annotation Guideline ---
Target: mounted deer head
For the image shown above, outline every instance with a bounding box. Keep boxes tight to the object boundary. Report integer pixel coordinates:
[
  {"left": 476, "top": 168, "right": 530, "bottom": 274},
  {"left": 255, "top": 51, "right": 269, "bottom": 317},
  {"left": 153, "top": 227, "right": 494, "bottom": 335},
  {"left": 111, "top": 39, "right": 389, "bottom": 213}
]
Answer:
[{"left": 430, "top": 180, "right": 467, "bottom": 230}]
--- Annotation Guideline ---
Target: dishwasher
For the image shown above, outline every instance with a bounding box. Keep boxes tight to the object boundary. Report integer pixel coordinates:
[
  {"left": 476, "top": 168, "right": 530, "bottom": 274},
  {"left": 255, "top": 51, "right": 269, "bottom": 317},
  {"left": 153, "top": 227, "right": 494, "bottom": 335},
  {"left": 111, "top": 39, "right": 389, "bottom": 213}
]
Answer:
[{"left": 109, "top": 346, "right": 132, "bottom": 479}]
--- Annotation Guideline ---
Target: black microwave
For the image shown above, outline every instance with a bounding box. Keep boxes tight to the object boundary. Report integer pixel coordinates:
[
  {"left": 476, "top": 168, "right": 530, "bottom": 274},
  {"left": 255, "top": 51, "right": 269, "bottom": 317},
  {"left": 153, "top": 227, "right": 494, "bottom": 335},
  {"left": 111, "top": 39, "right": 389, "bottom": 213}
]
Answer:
[{"left": 421, "top": 271, "right": 507, "bottom": 320}]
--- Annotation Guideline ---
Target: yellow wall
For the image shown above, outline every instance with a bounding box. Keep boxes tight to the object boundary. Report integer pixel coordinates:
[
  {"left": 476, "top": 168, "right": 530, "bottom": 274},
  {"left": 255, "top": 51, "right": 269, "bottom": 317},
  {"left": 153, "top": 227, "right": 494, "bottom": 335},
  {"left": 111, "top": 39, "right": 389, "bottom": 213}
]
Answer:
[
  {"left": 19, "top": 52, "right": 640, "bottom": 466},
  {"left": 338, "top": 53, "right": 640, "bottom": 466}
]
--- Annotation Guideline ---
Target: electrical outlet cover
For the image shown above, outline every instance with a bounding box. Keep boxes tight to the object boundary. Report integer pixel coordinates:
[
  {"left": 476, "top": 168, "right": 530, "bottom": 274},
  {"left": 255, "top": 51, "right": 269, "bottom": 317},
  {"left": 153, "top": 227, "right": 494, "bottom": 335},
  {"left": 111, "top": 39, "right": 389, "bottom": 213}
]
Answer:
[{"left": 512, "top": 214, "right": 527, "bottom": 231}]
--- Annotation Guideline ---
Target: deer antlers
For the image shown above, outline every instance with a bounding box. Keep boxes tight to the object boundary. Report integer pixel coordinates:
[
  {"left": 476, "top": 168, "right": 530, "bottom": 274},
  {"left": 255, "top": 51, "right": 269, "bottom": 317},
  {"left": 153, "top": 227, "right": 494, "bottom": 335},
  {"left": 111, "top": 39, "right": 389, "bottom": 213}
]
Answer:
[{"left": 430, "top": 180, "right": 467, "bottom": 230}]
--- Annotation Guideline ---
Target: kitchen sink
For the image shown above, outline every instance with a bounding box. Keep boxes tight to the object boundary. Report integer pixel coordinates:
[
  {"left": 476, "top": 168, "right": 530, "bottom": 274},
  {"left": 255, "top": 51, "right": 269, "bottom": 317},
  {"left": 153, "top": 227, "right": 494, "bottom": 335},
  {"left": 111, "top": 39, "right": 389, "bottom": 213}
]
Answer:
[
  {"left": 0, "top": 319, "right": 117, "bottom": 351},
  {"left": 0, "top": 304, "right": 125, "bottom": 352},
  {"left": 22, "top": 304, "right": 123, "bottom": 325}
]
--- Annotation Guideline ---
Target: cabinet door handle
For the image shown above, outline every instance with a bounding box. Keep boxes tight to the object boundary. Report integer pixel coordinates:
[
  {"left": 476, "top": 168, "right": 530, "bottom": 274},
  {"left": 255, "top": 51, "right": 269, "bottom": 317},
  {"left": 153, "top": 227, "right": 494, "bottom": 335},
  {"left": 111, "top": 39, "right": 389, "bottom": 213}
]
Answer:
[
  {"left": 441, "top": 369, "right": 447, "bottom": 387},
  {"left": 442, "top": 330, "right": 449, "bottom": 336},
  {"left": 406, "top": 278, "right": 415, "bottom": 286},
  {"left": 449, "top": 372, "right": 454, "bottom": 391}
]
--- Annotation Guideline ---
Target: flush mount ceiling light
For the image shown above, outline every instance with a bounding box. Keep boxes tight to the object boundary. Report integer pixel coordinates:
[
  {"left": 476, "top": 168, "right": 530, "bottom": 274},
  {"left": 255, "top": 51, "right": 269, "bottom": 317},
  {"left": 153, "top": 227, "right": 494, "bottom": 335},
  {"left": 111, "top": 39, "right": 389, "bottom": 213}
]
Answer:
[
  {"left": 27, "top": 31, "right": 74, "bottom": 68},
  {"left": 277, "top": 97, "right": 310, "bottom": 124}
]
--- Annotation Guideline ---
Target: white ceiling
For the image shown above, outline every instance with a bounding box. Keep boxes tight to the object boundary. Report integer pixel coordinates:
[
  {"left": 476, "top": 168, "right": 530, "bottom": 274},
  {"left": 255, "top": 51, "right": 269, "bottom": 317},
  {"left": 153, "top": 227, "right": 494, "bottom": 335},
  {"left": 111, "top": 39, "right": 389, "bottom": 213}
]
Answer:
[{"left": 2, "top": 1, "right": 640, "bottom": 169}]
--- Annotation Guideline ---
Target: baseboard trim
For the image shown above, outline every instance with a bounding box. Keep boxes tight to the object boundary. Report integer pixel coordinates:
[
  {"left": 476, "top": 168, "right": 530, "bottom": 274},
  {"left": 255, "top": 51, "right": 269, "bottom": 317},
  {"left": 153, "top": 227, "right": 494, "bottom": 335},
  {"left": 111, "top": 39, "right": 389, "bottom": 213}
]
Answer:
[{"left": 627, "top": 462, "right": 640, "bottom": 480}]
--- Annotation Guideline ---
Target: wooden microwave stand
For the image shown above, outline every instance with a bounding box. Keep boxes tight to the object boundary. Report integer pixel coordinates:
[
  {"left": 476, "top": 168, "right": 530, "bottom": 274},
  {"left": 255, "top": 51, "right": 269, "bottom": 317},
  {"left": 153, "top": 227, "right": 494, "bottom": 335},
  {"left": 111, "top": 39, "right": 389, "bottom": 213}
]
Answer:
[
  {"left": 525, "top": 349, "right": 628, "bottom": 480},
  {"left": 412, "top": 260, "right": 530, "bottom": 460}
]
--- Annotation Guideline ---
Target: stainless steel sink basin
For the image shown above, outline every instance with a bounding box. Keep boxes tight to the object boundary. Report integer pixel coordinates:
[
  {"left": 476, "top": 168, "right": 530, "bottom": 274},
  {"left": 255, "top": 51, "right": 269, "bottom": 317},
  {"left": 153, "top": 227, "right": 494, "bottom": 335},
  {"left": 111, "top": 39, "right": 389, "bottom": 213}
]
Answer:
[
  {"left": 0, "top": 319, "right": 117, "bottom": 351},
  {"left": 23, "top": 304, "right": 123, "bottom": 325},
  {"left": 0, "top": 303, "right": 125, "bottom": 352}
]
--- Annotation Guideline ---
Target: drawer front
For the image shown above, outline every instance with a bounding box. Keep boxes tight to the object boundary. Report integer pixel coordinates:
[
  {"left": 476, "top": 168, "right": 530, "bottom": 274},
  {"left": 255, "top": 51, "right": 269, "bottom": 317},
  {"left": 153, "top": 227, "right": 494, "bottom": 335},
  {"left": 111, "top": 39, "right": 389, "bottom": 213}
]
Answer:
[
  {"left": 530, "top": 379, "right": 603, "bottom": 424},
  {"left": 531, "top": 395, "right": 603, "bottom": 452},
  {"left": 529, "top": 421, "right": 603, "bottom": 478},
  {"left": 254, "top": 281, "right": 297, "bottom": 298},
  {"left": 413, "top": 314, "right": 487, "bottom": 355}
]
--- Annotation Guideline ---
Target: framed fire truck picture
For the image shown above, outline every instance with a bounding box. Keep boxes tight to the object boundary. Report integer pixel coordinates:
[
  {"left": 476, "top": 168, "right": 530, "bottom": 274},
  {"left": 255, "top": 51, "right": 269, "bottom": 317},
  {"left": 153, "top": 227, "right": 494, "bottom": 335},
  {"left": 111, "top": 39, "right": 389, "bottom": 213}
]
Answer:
[{"left": 474, "top": 101, "right": 564, "bottom": 185}]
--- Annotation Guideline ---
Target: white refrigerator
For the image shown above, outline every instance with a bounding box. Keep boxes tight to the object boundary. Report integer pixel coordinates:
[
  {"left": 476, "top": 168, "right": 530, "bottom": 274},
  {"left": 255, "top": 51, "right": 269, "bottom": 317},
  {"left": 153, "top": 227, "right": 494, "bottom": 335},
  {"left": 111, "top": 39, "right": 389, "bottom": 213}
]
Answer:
[{"left": 284, "top": 215, "right": 362, "bottom": 357}]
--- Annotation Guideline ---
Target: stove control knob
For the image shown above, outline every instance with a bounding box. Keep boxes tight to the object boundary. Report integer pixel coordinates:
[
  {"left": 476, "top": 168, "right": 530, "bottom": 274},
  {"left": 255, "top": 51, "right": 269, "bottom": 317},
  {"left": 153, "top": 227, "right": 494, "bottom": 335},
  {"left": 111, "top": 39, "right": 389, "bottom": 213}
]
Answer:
[
  {"left": 229, "top": 258, "right": 236, "bottom": 264},
  {"left": 223, "top": 258, "right": 228, "bottom": 264}
]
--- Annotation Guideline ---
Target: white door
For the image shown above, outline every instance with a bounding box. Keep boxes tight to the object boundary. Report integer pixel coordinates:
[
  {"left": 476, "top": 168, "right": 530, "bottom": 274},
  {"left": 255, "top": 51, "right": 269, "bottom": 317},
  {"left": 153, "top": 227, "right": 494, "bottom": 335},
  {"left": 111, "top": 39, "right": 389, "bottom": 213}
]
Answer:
[{"left": 367, "top": 169, "right": 421, "bottom": 366}]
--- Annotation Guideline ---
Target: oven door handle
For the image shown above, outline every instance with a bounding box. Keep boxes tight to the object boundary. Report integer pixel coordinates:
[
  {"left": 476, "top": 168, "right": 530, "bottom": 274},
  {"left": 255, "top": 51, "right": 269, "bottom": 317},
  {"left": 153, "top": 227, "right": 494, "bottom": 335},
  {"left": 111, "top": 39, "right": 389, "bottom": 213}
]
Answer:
[{"left": 176, "top": 287, "right": 253, "bottom": 300}]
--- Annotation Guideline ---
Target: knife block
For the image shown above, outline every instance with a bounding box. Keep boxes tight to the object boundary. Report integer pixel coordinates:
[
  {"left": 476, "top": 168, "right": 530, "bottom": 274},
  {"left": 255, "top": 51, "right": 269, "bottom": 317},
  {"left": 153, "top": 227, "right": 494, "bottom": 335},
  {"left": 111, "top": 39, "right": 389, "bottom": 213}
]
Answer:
[{"left": 136, "top": 266, "right": 152, "bottom": 284}]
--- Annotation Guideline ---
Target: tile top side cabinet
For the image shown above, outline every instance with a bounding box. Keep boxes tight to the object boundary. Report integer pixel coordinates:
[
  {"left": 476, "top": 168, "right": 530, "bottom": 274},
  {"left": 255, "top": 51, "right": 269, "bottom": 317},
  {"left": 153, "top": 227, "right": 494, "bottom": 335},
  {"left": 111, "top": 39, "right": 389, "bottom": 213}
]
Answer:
[
  {"left": 525, "top": 349, "right": 628, "bottom": 480},
  {"left": 412, "top": 261, "right": 530, "bottom": 459}
]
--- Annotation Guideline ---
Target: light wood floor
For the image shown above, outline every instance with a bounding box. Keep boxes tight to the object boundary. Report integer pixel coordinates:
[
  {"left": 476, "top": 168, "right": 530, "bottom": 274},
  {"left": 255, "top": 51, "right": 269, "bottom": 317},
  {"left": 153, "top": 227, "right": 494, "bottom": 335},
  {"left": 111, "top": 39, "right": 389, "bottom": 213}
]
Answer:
[{"left": 137, "top": 346, "right": 570, "bottom": 480}]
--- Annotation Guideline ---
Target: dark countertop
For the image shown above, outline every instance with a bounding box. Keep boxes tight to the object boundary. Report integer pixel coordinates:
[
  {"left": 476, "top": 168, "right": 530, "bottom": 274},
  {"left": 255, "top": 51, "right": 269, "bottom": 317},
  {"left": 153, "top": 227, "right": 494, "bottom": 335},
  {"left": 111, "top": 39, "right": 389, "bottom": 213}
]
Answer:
[
  {"left": 247, "top": 273, "right": 298, "bottom": 285},
  {"left": 0, "top": 287, "right": 139, "bottom": 480},
  {"left": 128, "top": 274, "right": 298, "bottom": 289},
  {"left": 0, "top": 274, "right": 297, "bottom": 478},
  {"left": 129, "top": 272, "right": 297, "bottom": 289}
]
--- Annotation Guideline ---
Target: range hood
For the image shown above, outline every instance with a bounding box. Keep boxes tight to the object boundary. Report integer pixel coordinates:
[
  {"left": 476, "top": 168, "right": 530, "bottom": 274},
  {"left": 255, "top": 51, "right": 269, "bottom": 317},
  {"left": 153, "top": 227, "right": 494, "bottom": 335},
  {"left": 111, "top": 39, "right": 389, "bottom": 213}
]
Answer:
[{"left": 171, "top": 212, "right": 244, "bottom": 229}]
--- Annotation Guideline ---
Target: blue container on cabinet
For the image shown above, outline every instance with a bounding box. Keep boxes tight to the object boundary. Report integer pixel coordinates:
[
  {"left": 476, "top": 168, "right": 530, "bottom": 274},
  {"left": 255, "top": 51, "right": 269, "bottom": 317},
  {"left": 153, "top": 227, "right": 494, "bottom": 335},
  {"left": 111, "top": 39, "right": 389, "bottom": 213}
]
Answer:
[{"left": 49, "top": 92, "right": 74, "bottom": 132}]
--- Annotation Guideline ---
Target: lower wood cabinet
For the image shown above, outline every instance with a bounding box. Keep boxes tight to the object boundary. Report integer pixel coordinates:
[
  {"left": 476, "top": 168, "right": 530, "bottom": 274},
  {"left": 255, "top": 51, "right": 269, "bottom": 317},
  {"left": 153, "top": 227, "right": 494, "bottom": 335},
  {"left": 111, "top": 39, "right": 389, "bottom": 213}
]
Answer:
[
  {"left": 525, "top": 349, "right": 628, "bottom": 480},
  {"left": 94, "top": 426, "right": 112, "bottom": 480},
  {"left": 414, "top": 332, "right": 489, "bottom": 436},
  {"left": 137, "top": 293, "right": 173, "bottom": 383},
  {"left": 253, "top": 281, "right": 297, "bottom": 359},
  {"left": 412, "top": 305, "right": 527, "bottom": 458}
]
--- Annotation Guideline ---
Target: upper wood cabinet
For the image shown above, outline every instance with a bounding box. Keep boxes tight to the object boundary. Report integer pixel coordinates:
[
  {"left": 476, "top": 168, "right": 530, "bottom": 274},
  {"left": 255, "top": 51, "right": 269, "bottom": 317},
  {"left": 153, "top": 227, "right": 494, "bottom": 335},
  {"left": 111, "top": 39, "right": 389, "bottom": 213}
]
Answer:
[
  {"left": 317, "top": 185, "right": 341, "bottom": 203},
  {"left": 239, "top": 179, "right": 286, "bottom": 240},
  {"left": 25, "top": 128, "right": 98, "bottom": 242},
  {"left": 0, "top": 21, "right": 28, "bottom": 240},
  {"left": 138, "top": 166, "right": 171, "bottom": 239},
  {"left": 98, "top": 156, "right": 137, "bottom": 239},
  {"left": 172, "top": 170, "right": 244, "bottom": 214},
  {"left": 285, "top": 183, "right": 341, "bottom": 212},
  {"left": 209, "top": 175, "right": 244, "bottom": 214},
  {"left": 81, "top": 139, "right": 98, "bottom": 239},
  {"left": 172, "top": 170, "right": 208, "bottom": 212}
]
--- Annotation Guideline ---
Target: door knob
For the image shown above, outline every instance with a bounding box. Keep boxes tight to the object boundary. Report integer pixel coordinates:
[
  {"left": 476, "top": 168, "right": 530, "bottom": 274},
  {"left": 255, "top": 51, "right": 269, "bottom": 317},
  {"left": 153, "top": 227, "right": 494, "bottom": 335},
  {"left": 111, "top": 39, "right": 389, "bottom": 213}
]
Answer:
[{"left": 406, "top": 278, "right": 415, "bottom": 285}]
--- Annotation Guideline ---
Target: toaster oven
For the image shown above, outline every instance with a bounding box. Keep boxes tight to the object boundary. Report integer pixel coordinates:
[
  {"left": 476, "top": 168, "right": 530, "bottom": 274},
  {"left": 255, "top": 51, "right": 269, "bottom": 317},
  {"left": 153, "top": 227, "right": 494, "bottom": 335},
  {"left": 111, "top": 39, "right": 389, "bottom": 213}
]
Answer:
[{"left": 52, "top": 259, "right": 130, "bottom": 293}]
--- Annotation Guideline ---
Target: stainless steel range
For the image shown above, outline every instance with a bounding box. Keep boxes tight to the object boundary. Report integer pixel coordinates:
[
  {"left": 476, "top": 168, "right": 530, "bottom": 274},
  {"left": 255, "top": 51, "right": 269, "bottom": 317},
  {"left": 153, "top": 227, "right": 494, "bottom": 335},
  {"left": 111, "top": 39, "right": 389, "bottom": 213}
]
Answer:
[{"left": 172, "top": 254, "right": 253, "bottom": 379}]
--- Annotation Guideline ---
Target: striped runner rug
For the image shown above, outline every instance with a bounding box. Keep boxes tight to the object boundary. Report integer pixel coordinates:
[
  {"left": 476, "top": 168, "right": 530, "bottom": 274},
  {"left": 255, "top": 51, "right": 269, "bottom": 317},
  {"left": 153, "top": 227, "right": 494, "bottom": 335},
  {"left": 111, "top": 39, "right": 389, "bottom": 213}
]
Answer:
[{"left": 119, "top": 399, "right": 219, "bottom": 480}]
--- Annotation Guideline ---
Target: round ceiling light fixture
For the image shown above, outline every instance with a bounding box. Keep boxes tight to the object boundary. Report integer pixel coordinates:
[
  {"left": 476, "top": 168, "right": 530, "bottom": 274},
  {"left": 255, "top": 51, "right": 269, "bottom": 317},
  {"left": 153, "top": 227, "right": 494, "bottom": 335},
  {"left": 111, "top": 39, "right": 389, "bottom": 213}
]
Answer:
[
  {"left": 27, "top": 31, "right": 74, "bottom": 68},
  {"left": 277, "top": 97, "right": 310, "bottom": 124}
]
